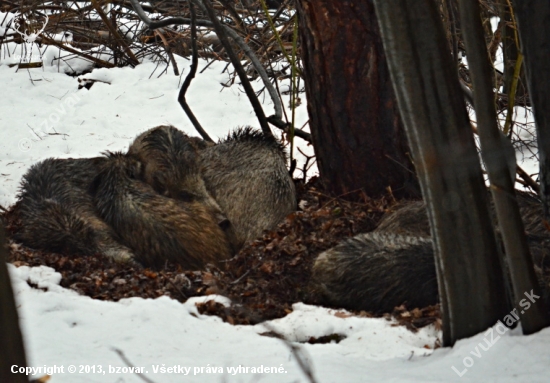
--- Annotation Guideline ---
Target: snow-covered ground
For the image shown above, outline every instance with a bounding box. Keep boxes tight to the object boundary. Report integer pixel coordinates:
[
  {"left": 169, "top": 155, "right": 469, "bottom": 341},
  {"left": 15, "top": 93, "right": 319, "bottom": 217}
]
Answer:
[
  {"left": 8, "top": 264, "right": 550, "bottom": 383},
  {"left": 0, "top": 54, "right": 313, "bottom": 208},
  {"left": 1, "top": 28, "right": 548, "bottom": 383}
]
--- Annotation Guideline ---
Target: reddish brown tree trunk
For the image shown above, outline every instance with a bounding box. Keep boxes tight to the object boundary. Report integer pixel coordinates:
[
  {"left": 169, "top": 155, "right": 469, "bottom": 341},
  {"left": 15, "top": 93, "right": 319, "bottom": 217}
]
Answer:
[{"left": 296, "top": 0, "right": 419, "bottom": 199}]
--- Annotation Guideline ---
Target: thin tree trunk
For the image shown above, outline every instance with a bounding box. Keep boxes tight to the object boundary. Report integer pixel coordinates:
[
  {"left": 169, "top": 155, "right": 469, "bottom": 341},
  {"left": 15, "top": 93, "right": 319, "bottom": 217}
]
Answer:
[
  {"left": 511, "top": 0, "right": 550, "bottom": 222},
  {"left": 0, "top": 226, "right": 28, "bottom": 382},
  {"left": 296, "top": 0, "right": 420, "bottom": 199},
  {"left": 373, "top": 0, "right": 510, "bottom": 346},
  {"left": 457, "top": 0, "right": 549, "bottom": 334}
]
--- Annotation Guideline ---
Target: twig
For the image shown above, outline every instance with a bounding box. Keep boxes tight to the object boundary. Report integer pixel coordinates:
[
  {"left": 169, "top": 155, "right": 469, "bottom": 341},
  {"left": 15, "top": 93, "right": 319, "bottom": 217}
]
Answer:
[
  {"left": 516, "top": 165, "right": 540, "bottom": 193},
  {"left": 460, "top": 79, "right": 474, "bottom": 105},
  {"left": 461, "top": 80, "right": 538, "bottom": 191},
  {"left": 319, "top": 188, "right": 372, "bottom": 210},
  {"left": 217, "top": 0, "right": 246, "bottom": 32},
  {"left": 287, "top": 14, "right": 298, "bottom": 165},
  {"left": 129, "top": 0, "right": 284, "bottom": 121},
  {"left": 199, "top": 0, "right": 273, "bottom": 138},
  {"left": 261, "top": 323, "right": 318, "bottom": 383},
  {"left": 500, "top": 0, "right": 524, "bottom": 137},
  {"left": 91, "top": 0, "right": 139, "bottom": 66},
  {"left": 259, "top": 0, "right": 301, "bottom": 76},
  {"left": 259, "top": 0, "right": 291, "bottom": 36},
  {"left": 177, "top": 1, "right": 213, "bottom": 142},
  {"left": 503, "top": 54, "right": 523, "bottom": 136},
  {"left": 199, "top": 58, "right": 216, "bottom": 73},
  {"left": 128, "top": 0, "right": 212, "bottom": 29},
  {"left": 153, "top": 30, "right": 179, "bottom": 75},
  {"left": 112, "top": 348, "right": 157, "bottom": 383},
  {"left": 230, "top": 269, "right": 250, "bottom": 285},
  {"left": 39, "top": 35, "right": 115, "bottom": 68},
  {"left": 267, "top": 115, "right": 312, "bottom": 142},
  {"left": 297, "top": 147, "right": 313, "bottom": 182}
]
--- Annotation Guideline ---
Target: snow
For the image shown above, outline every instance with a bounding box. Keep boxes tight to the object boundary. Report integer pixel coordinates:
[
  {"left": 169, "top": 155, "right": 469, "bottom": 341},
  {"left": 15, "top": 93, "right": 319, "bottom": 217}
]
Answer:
[
  {"left": 8, "top": 264, "right": 550, "bottom": 382},
  {"left": 0, "top": 55, "right": 313, "bottom": 207},
  {"left": 1, "top": 28, "right": 548, "bottom": 383}
]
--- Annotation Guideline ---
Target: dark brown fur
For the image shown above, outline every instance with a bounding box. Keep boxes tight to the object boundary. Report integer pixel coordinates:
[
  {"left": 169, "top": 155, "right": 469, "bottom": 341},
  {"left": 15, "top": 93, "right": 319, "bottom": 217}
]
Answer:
[
  {"left": 16, "top": 157, "right": 134, "bottom": 262},
  {"left": 128, "top": 126, "right": 297, "bottom": 251},
  {"left": 91, "top": 152, "right": 233, "bottom": 269},
  {"left": 311, "top": 232, "right": 550, "bottom": 314},
  {"left": 311, "top": 232, "right": 438, "bottom": 313},
  {"left": 199, "top": 127, "right": 297, "bottom": 250},
  {"left": 312, "top": 191, "right": 550, "bottom": 313},
  {"left": 127, "top": 125, "right": 225, "bottom": 225},
  {"left": 377, "top": 191, "right": 546, "bottom": 237},
  {"left": 376, "top": 190, "right": 550, "bottom": 269}
]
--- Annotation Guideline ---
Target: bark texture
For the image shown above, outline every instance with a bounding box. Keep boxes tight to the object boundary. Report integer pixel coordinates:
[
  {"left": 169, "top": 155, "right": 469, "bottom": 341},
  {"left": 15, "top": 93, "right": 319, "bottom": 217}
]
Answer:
[
  {"left": 512, "top": 0, "right": 550, "bottom": 221},
  {"left": 458, "top": 0, "right": 549, "bottom": 335},
  {"left": 374, "top": 0, "right": 510, "bottom": 346},
  {"left": 296, "top": 0, "right": 419, "bottom": 199}
]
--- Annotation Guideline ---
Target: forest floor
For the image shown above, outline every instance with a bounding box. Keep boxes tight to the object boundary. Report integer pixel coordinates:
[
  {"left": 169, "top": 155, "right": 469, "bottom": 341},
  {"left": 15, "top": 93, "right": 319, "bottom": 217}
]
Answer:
[{"left": 3, "top": 176, "right": 441, "bottom": 334}]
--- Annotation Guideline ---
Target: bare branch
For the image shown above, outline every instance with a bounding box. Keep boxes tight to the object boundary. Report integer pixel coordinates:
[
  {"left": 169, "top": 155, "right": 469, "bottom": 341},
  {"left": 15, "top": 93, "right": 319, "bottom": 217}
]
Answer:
[
  {"left": 517, "top": 165, "right": 541, "bottom": 194},
  {"left": 153, "top": 30, "right": 179, "bottom": 75},
  {"left": 217, "top": 0, "right": 247, "bottom": 32},
  {"left": 267, "top": 115, "right": 312, "bottom": 142},
  {"left": 128, "top": 0, "right": 312, "bottom": 141},
  {"left": 462, "top": 75, "right": 540, "bottom": 195},
  {"left": 199, "top": 0, "right": 273, "bottom": 137},
  {"left": 128, "top": 0, "right": 213, "bottom": 29},
  {"left": 178, "top": 0, "right": 213, "bottom": 142},
  {"left": 90, "top": 0, "right": 139, "bottom": 66},
  {"left": 129, "top": 0, "right": 283, "bottom": 121},
  {"left": 39, "top": 35, "right": 115, "bottom": 68}
]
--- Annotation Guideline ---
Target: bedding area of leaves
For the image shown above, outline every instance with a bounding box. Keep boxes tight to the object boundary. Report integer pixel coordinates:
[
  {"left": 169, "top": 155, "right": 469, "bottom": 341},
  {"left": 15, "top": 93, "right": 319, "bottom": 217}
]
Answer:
[{"left": 3, "top": 177, "right": 441, "bottom": 332}]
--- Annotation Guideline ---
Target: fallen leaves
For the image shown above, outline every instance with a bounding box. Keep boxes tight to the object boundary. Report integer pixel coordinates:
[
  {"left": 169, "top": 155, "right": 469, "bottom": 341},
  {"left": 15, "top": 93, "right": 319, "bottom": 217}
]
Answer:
[{"left": 3, "top": 177, "right": 440, "bottom": 330}]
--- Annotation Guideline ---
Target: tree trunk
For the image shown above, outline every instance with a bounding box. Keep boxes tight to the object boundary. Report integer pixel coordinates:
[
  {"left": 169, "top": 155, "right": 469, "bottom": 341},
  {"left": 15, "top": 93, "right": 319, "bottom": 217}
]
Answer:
[
  {"left": 0, "top": 226, "right": 28, "bottom": 382},
  {"left": 511, "top": 0, "right": 550, "bottom": 222},
  {"left": 373, "top": 0, "right": 510, "bottom": 346},
  {"left": 296, "top": 0, "right": 420, "bottom": 199},
  {"left": 457, "top": 0, "right": 549, "bottom": 334}
]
